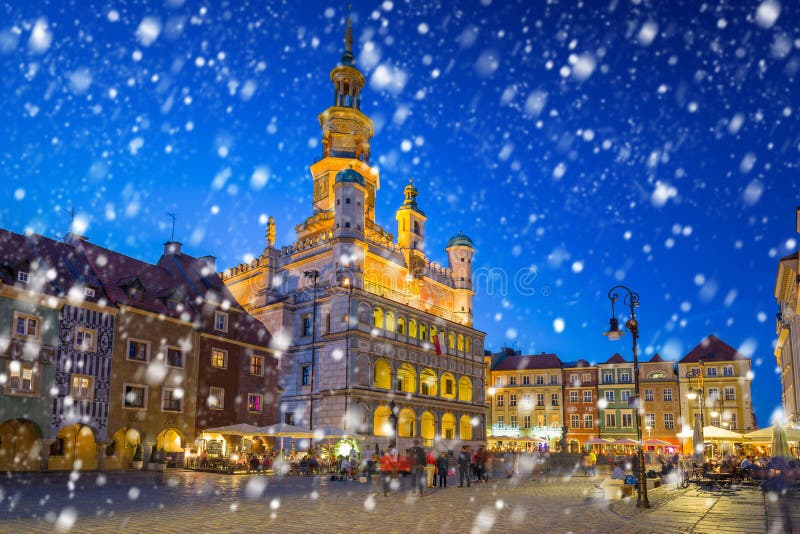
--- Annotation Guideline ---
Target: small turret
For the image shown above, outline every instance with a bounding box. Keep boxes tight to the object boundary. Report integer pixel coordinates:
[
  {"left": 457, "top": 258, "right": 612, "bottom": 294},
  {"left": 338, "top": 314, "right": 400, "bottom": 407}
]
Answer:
[
  {"left": 333, "top": 168, "right": 366, "bottom": 239},
  {"left": 447, "top": 232, "right": 475, "bottom": 326},
  {"left": 396, "top": 180, "right": 426, "bottom": 252}
]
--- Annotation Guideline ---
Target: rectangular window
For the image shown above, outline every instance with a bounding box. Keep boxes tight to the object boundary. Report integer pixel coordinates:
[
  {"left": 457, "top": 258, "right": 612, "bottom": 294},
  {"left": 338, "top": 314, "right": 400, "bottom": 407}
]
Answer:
[
  {"left": 17, "top": 271, "right": 29, "bottom": 283},
  {"left": 605, "top": 413, "right": 616, "bottom": 427},
  {"left": 550, "top": 393, "right": 559, "bottom": 407},
  {"left": 166, "top": 347, "right": 184, "bottom": 368},
  {"left": 211, "top": 348, "right": 227, "bottom": 369},
  {"left": 497, "top": 415, "right": 505, "bottom": 428},
  {"left": 208, "top": 386, "right": 224, "bottom": 410},
  {"left": 74, "top": 327, "right": 96, "bottom": 351},
  {"left": 6, "top": 362, "right": 35, "bottom": 392},
  {"left": 123, "top": 384, "right": 147, "bottom": 409},
  {"left": 571, "top": 415, "right": 580, "bottom": 428},
  {"left": 510, "top": 415, "right": 517, "bottom": 428},
  {"left": 663, "top": 389, "right": 673, "bottom": 401},
  {"left": 605, "top": 390, "right": 615, "bottom": 402},
  {"left": 549, "top": 374, "right": 558, "bottom": 385},
  {"left": 582, "top": 373, "right": 591, "bottom": 383},
  {"left": 645, "top": 413, "right": 656, "bottom": 428},
  {"left": 495, "top": 376, "right": 504, "bottom": 386},
  {"left": 214, "top": 311, "right": 228, "bottom": 332},
  {"left": 644, "top": 389, "right": 654, "bottom": 401},
  {"left": 622, "top": 413, "right": 633, "bottom": 427},
  {"left": 707, "top": 388, "right": 720, "bottom": 401},
  {"left": 127, "top": 339, "right": 149, "bottom": 362},
  {"left": 84, "top": 287, "right": 95, "bottom": 298},
  {"left": 509, "top": 394, "right": 517, "bottom": 407},
  {"left": 620, "top": 372, "right": 630, "bottom": 383},
  {"left": 728, "top": 413, "right": 737, "bottom": 429},
  {"left": 250, "top": 355, "right": 264, "bottom": 376},
  {"left": 603, "top": 373, "right": 613, "bottom": 384},
  {"left": 302, "top": 316, "right": 312, "bottom": 337},
  {"left": 248, "top": 393, "right": 262, "bottom": 413},
  {"left": 522, "top": 375, "right": 530, "bottom": 385},
  {"left": 569, "top": 391, "right": 579, "bottom": 403},
  {"left": 664, "top": 413, "right": 675, "bottom": 429},
  {"left": 723, "top": 366, "right": 734, "bottom": 377},
  {"left": 71, "top": 375, "right": 93, "bottom": 400},
  {"left": 583, "top": 390, "right": 592, "bottom": 403},
  {"left": 537, "top": 415, "right": 545, "bottom": 427},
  {"left": 509, "top": 376, "right": 517, "bottom": 385},
  {"left": 301, "top": 365, "right": 311, "bottom": 385},
  {"left": 621, "top": 390, "right": 631, "bottom": 402},
  {"left": 570, "top": 374, "right": 580, "bottom": 385},
  {"left": 496, "top": 394, "right": 504, "bottom": 407},
  {"left": 162, "top": 388, "right": 183, "bottom": 412},
  {"left": 724, "top": 387, "right": 736, "bottom": 401},
  {"left": 13, "top": 312, "right": 40, "bottom": 339},
  {"left": 445, "top": 380, "right": 454, "bottom": 395},
  {"left": 707, "top": 367, "right": 717, "bottom": 377},
  {"left": 583, "top": 414, "right": 593, "bottom": 429},
  {"left": 536, "top": 393, "right": 544, "bottom": 407},
  {"left": 535, "top": 375, "right": 544, "bottom": 385},
  {"left": 523, "top": 415, "right": 531, "bottom": 429}
]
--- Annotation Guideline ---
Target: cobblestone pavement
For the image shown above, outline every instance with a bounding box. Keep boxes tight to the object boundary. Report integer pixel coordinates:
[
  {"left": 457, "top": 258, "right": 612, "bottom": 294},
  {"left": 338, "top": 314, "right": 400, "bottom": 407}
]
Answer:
[{"left": 1, "top": 468, "right": 797, "bottom": 533}]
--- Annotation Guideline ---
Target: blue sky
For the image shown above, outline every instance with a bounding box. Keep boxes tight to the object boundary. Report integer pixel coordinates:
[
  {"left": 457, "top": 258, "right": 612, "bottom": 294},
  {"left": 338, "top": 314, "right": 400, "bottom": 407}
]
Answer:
[{"left": 1, "top": 0, "right": 798, "bottom": 426}]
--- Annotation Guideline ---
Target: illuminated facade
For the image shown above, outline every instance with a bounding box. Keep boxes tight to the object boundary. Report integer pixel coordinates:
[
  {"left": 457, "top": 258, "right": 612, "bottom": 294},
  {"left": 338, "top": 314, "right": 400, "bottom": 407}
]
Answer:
[
  {"left": 486, "top": 351, "right": 565, "bottom": 449},
  {"left": 597, "top": 353, "right": 637, "bottom": 442},
  {"left": 677, "top": 335, "right": 756, "bottom": 435},
  {"left": 222, "top": 19, "right": 486, "bottom": 453},
  {"left": 638, "top": 354, "right": 680, "bottom": 449},
  {"left": 775, "top": 211, "right": 800, "bottom": 423},
  {"left": 562, "top": 359, "right": 599, "bottom": 452}
]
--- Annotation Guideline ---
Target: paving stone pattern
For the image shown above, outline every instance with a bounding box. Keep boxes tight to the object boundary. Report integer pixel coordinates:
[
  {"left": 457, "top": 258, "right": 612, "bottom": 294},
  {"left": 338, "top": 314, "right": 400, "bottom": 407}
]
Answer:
[{"left": 0, "top": 468, "right": 797, "bottom": 533}]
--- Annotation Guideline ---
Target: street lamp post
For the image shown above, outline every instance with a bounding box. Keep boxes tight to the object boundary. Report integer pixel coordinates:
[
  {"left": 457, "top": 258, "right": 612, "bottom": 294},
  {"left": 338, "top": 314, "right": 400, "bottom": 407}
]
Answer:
[
  {"left": 388, "top": 400, "right": 399, "bottom": 450},
  {"left": 603, "top": 285, "right": 650, "bottom": 509},
  {"left": 304, "top": 269, "right": 320, "bottom": 431}
]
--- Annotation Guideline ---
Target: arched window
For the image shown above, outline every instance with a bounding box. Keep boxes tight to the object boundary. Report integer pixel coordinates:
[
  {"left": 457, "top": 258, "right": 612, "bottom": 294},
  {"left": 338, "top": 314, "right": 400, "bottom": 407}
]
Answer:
[
  {"left": 372, "top": 308, "right": 383, "bottom": 329},
  {"left": 408, "top": 319, "right": 417, "bottom": 338},
  {"left": 420, "top": 369, "right": 437, "bottom": 396},
  {"left": 373, "top": 405, "right": 391, "bottom": 437},
  {"left": 396, "top": 363, "right": 416, "bottom": 393},
  {"left": 421, "top": 412, "right": 436, "bottom": 442},
  {"left": 457, "top": 334, "right": 464, "bottom": 352},
  {"left": 397, "top": 317, "right": 405, "bottom": 335},
  {"left": 448, "top": 332, "right": 455, "bottom": 350},
  {"left": 648, "top": 371, "right": 667, "bottom": 379},
  {"left": 419, "top": 324, "right": 427, "bottom": 341},
  {"left": 385, "top": 312, "right": 395, "bottom": 332},
  {"left": 398, "top": 408, "right": 416, "bottom": 438},
  {"left": 458, "top": 376, "right": 473, "bottom": 402},
  {"left": 459, "top": 415, "right": 473, "bottom": 440},
  {"left": 357, "top": 303, "right": 370, "bottom": 324},
  {"left": 441, "top": 413, "right": 456, "bottom": 440},
  {"left": 374, "top": 359, "right": 391, "bottom": 389},
  {"left": 440, "top": 372, "right": 456, "bottom": 399},
  {"left": 429, "top": 325, "right": 437, "bottom": 343},
  {"left": 465, "top": 337, "right": 472, "bottom": 354}
]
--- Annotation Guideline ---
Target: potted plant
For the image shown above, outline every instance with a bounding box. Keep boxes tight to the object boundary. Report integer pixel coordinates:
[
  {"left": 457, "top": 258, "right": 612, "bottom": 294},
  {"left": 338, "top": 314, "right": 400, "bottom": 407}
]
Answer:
[
  {"left": 157, "top": 447, "right": 168, "bottom": 471},
  {"left": 147, "top": 445, "right": 163, "bottom": 471},
  {"left": 131, "top": 444, "right": 144, "bottom": 470}
]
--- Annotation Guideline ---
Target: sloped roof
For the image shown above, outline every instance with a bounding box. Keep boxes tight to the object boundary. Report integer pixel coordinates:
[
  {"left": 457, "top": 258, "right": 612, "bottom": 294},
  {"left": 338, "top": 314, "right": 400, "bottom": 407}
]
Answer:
[
  {"left": 648, "top": 353, "right": 666, "bottom": 363},
  {"left": 679, "top": 334, "right": 745, "bottom": 364},
  {"left": 604, "top": 353, "right": 628, "bottom": 364},
  {"left": 562, "top": 358, "right": 593, "bottom": 369},
  {"left": 493, "top": 352, "right": 562, "bottom": 371}
]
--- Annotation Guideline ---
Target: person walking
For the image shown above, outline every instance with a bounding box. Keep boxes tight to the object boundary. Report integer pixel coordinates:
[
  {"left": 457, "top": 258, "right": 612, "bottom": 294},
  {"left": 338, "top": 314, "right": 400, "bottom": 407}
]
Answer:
[
  {"left": 409, "top": 439, "right": 427, "bottom": 497},
  {"left": 589, "top": 449, "right": 597, "bottom": 477},
  {"left": 437, "top": 451, "right": 449, "bottom": 488},
  {"left": 458, "top": 445, "right": 472, "bottom": 487},
  {"left": 379, "top": 449, "right": 395, "bottom": 496},
  {"left": 426, "top": 449, "right": 437, "bottom": 488}
]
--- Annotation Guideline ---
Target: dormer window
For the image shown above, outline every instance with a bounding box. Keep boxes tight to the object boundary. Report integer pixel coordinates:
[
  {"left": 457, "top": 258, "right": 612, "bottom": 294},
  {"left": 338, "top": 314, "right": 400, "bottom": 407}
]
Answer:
[
  {"left": 119, "top": 276, "right": 145, "bottom": 303},
  {"left": 84, "top": 287, "right": 95, "bottom": 298},
  {"left": 214, "top": 311, "right": 228, "bottom": 332},
  {"left": 17, "top": 271, "right": 29, "bottom": 283}
]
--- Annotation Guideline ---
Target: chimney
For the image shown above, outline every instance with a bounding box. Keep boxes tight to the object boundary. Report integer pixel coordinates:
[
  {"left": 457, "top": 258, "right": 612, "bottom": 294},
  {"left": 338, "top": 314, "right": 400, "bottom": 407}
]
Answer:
[
  {"left": 199, "top": 255, "right": 216, "bottom": 272},
  {"left": 164, "top": 241, "right": 182, "bottom": 255},
  {"left": 65, "top": 232, "right": 88, "bottom": 245}
]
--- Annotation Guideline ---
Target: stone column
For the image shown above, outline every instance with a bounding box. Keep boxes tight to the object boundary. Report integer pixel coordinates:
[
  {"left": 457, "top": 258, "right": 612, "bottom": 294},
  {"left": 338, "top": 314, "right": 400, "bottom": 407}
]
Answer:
[
  {"left": 96, "top": 441, "right": 107, "bottom": 471},
  {"left": 38, "top": 438, "right": 54, "bottom": 472}
]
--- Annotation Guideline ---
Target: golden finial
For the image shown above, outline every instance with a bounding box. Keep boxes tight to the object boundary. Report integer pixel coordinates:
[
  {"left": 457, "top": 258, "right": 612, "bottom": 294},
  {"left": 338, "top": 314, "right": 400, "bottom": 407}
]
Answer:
[{"left": 266, "top": 216, "right": 276, "bottom": 248}]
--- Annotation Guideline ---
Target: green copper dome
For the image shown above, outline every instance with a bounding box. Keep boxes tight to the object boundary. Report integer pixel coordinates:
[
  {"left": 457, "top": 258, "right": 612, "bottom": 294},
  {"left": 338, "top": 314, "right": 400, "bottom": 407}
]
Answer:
[
  {"left": 335, "top": 168, "right": 365, "bottom": 186},
  {"left": 447, "top": 232, "right": 474, "bottom": 248}
]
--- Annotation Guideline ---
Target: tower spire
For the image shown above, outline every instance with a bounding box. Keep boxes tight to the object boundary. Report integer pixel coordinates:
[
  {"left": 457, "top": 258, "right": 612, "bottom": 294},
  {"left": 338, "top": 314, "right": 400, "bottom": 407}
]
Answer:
[{"left": 341, "top": 12, "right": 355, "bottom": 66}]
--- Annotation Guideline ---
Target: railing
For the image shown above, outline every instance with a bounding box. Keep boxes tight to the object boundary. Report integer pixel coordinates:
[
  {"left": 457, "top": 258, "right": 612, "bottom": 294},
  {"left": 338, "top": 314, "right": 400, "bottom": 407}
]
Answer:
[{"left": 363, "top": 280, "right": 462, "bottom": 324}]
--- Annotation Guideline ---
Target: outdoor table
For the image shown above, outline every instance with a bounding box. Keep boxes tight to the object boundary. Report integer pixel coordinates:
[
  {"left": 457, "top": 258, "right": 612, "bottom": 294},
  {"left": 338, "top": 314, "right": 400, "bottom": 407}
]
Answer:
[{"left": 702, "top": 472, "right": 737, "bottom": 492}]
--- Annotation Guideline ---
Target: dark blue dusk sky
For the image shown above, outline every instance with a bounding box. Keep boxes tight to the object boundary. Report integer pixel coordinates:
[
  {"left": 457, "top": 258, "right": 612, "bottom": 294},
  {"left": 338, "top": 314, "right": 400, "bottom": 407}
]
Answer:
[{"left": 1, "top": 0, "right": 798, "bottom": 426}]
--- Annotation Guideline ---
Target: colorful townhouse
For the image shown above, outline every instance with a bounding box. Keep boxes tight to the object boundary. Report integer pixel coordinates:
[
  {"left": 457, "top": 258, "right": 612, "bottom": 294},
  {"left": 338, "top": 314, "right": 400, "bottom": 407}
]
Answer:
[
  {"left": 562, "top": 359, "right": 599, "bottom": 452},
  {"left": 597, "top": 353, "right": 637, "bottom": 442},
  {"left": 638, "top": 354, "right": 680, "bottom": 451}
]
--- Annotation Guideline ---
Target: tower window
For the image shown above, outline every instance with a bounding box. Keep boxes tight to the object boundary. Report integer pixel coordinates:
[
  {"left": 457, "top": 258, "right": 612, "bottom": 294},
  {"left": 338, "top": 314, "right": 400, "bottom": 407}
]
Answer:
[
  {"left": 413, "top": 221, "right": 420, "bottom": 234},
  {"left": 345, "top": 222, "right": 351, "bottom": 228},
  {"left": 346, "top": 198, "right": 351, "bottom": 204}
]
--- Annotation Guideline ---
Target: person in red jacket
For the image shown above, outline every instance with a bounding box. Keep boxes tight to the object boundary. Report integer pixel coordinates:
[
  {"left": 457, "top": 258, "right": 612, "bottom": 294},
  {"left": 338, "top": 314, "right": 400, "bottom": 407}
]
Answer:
[
  {"left": 426, "top": 449, "right": 437, "bottom": 488},
  {"left": 379, "top": 450, "right": 396, "bottom": 496}
]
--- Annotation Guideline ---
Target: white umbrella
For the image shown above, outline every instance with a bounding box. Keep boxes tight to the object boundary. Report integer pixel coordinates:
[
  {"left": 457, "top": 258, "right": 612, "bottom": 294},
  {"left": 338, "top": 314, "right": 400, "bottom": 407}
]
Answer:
[
  {"left": 744, "top": 425, "right": 800, "bottom": 443},
  {"left": 643, "top": 438, "right": 673, "bottom": 447},
  {"left": 701, "top": 425, "right": 743, "bottom": 440},
  {"left": 773, "top": 424, "right": 792, "bottom": 460},
  {"left": 202, "top": 423, "right": 263, "bottom": 436},
  {"left": 256, "top": 423, "right": 315, "bottom": 438},
  {"left": 312, "top": 426, "right": 365, "bottom": 441},
  {"left": 586, "top": 437, "right": 613, "bottom": 445}
]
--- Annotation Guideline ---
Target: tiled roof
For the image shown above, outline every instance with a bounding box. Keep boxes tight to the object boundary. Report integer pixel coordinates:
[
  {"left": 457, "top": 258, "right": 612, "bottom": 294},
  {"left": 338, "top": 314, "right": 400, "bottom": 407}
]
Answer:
[
  {"left": 604, "top": 353, "right": 628, "bottom": 364},
  {"left": 779, "top": 251, "right": 799, "bottom": 262},
  {"left": 679, "top": 334, "right": 744, "bottom": 363},
  {"left": 562, "top": 358, "right": 593, "bottom": 369},
  {"left": 648, "top": 353, "right": 665, "bottom": 363},
  {"left": 493, "top": 352, "right": 562, "bottom": 371}
]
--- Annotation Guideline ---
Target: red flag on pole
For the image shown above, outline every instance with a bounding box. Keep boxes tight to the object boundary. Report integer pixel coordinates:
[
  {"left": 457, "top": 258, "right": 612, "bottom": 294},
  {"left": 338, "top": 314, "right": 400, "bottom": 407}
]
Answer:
[{"left": 433, "top": 333, "right": 442, "bottom": 355}]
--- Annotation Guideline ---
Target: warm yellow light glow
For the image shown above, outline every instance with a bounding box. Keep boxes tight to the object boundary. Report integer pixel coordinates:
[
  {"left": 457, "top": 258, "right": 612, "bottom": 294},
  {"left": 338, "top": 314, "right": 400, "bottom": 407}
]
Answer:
[{"left": 687, "top": 392, "right": 697, "bottom": 400}]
